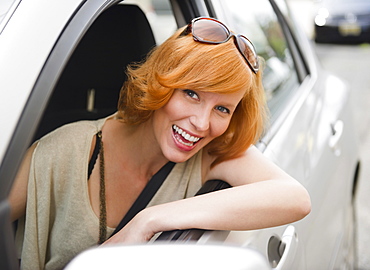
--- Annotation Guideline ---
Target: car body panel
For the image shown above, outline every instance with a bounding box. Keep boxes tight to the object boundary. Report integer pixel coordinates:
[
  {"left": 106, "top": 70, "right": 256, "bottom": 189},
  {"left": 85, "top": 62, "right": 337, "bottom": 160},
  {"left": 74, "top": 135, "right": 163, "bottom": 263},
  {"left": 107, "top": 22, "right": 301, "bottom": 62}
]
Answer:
[
  {"left": 65, "top": 244, "right": 271, "bottom": 270},
  {"left": 208, "top": 0, "right": 358, "bottom": 268},
  {"left": 0, "top": 0, "right": 360, "bottom": 269},
  {"left": 0, "top": 0, "right": 83, "bottom": 165}
]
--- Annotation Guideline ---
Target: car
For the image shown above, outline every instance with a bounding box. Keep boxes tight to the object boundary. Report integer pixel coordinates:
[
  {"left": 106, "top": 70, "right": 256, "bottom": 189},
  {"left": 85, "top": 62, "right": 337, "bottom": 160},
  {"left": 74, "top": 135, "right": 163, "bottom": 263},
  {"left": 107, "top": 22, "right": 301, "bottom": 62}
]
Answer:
[
  {"left": 0, "top": 0, "right": 360, "bottom": 269},
  {"left": 314, "top": 0, "right": 370, "bottom": 44}
]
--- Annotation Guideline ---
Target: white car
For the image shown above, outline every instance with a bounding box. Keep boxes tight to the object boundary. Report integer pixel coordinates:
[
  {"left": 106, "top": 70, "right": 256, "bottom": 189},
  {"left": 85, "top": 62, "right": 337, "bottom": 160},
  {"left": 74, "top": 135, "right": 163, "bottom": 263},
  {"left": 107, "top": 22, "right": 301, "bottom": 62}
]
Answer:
[{"left": 0, "top": 0, "right": 360, "bottom": 269}]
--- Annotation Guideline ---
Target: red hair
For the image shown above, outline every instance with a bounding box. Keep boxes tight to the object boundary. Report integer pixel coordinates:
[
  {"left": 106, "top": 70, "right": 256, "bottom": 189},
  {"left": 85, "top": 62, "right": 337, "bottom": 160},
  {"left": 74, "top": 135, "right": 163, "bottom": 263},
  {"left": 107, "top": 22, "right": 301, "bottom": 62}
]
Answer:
[{"left": 117, "top": 27, "right": 268, "bottom": 167}]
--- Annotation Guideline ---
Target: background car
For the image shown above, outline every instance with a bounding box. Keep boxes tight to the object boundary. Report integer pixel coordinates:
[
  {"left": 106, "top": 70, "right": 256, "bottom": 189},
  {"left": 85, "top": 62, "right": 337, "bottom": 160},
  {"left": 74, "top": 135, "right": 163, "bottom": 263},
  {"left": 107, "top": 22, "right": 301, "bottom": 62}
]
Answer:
[
  {"left": 0, "top": 0, "right": 360, "bottom": 269},
  {"left": 314, "top": 0, "right": 370, "bottom": 44}
]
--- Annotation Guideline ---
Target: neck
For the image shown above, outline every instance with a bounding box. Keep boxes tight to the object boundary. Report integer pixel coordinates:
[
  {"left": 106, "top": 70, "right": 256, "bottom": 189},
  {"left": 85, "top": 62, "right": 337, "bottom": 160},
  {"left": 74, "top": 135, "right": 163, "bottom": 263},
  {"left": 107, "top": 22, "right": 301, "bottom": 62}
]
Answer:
[{"left": 103, "top": 118, "right": 169, "bottom": 181}]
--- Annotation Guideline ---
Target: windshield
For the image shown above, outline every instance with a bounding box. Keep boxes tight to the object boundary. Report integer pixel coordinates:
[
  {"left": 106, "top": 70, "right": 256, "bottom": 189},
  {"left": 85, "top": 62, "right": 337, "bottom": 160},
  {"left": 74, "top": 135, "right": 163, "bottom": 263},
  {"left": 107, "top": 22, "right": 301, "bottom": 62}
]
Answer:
[{"left": 0, "top": 0, "right": 20, "bottom": 32}]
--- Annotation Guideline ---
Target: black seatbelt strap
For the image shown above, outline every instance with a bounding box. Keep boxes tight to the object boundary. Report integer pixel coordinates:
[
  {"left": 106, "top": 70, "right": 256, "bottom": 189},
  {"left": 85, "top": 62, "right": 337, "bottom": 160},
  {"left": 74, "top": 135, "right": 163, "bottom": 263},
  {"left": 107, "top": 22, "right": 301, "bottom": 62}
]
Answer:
[
  {"left": 87, "top": 132, "right": 102, "bottom": 180},
  {"left": 109, "top": 161, "right": 176, "bottom": 238}
]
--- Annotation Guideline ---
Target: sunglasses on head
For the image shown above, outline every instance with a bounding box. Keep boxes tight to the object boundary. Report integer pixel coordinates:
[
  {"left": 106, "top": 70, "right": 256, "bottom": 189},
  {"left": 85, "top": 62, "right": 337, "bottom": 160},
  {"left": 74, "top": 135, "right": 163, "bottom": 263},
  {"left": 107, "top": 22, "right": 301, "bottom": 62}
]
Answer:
[{"left": 179, "top": 17, "right": 259, "bottom": 74}]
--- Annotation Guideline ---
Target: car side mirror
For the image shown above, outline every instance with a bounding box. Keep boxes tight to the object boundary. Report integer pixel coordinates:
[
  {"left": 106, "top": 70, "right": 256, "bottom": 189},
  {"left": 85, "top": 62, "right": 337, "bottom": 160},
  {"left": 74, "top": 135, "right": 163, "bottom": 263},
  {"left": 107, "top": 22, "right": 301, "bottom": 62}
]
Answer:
[{"left": 65, "top": 243, "right": 272, "bottom": 270}]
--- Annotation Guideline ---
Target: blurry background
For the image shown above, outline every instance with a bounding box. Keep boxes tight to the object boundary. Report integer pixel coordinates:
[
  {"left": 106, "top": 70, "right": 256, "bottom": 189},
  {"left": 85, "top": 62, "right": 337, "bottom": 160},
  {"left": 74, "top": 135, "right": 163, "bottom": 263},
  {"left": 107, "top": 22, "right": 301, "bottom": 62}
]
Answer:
[{"left": 287, "top": 0, "right": 370, "bottom": 269}]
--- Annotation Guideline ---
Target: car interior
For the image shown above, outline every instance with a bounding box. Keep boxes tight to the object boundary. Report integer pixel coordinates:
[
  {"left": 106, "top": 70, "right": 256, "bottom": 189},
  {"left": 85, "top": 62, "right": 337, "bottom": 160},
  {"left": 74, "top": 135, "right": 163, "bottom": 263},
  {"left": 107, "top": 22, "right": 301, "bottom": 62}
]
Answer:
[{"left": 33, "top": 4, "right": 157, "bottom": 141}]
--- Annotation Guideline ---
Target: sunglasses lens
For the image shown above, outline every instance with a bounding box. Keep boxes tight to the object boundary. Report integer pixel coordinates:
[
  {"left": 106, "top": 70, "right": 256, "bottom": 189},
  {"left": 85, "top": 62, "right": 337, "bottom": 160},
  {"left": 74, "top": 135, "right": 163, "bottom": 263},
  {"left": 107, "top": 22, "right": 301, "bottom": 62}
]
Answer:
[
  {"left": 186, "top": 18, "right": 259, "bottom": 73},
  {"left": 192, "top": 19, "right": 229, "bottom": 43},
  {"left": 237, "top": 36, "right": 259, "bottom": 72}
]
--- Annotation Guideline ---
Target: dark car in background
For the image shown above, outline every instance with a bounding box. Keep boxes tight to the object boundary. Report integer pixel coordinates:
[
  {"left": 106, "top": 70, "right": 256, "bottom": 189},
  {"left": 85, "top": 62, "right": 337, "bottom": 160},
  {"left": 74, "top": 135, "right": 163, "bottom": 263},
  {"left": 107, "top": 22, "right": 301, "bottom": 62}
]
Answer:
[{"left": 314, "top": 0, "right": 370, "bottom": 43}]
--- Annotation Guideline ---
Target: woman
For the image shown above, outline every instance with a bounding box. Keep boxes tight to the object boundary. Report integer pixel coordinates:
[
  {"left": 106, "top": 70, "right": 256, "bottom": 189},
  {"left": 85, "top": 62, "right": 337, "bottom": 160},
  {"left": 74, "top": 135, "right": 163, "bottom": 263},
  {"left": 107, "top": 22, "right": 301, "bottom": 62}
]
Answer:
[{"left": 9, "top": 17, "right": 311, "bottom": 269}]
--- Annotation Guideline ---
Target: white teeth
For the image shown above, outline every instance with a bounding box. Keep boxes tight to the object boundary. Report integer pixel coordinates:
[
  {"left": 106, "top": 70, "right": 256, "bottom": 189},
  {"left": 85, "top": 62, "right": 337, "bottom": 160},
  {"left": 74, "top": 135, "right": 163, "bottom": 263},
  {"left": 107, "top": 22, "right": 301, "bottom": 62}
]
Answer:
[
  {"left": 173, "top": 125, "right": 201, "bottom": 143},
  {"left": 178, "top": 138, "right": 193, "bottom": 147}
]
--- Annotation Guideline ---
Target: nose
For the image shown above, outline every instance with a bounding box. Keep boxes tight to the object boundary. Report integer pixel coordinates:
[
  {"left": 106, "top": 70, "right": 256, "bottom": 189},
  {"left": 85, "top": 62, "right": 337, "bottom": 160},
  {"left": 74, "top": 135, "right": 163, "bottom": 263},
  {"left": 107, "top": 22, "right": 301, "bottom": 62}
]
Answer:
[{"left": 190, "top": 109, "right": 210, "bottom": 131}]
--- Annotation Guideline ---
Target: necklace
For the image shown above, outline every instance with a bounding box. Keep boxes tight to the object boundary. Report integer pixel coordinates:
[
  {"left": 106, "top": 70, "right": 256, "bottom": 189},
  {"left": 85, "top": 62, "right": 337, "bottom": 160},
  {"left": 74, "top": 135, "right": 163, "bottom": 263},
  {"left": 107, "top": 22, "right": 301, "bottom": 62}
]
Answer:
[{"left": 97, "top": 130, "right": 107, "bottom": 244}]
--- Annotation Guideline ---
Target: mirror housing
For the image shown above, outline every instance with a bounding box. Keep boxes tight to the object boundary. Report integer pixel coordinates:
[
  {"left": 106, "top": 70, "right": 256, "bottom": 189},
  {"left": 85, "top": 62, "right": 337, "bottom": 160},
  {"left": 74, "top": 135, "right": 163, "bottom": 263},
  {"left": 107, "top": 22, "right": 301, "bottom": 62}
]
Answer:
[{"left": 66, "top": 243, "right": 271, "bottom": 270}]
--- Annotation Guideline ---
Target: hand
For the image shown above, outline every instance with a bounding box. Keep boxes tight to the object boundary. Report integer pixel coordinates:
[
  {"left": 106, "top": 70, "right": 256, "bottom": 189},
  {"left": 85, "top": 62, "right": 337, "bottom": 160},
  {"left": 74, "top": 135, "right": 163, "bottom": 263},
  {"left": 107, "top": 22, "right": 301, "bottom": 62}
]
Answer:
[{"left": 101, "top": 210, "right": 157, "bottom": 245}]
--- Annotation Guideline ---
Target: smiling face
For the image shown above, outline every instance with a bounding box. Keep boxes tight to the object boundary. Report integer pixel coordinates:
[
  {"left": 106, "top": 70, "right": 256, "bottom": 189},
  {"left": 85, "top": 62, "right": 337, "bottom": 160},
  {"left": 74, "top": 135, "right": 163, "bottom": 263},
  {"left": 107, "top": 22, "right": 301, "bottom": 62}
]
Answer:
[{"left": 151, "top": 88, "right": 246, "bottom": 163}]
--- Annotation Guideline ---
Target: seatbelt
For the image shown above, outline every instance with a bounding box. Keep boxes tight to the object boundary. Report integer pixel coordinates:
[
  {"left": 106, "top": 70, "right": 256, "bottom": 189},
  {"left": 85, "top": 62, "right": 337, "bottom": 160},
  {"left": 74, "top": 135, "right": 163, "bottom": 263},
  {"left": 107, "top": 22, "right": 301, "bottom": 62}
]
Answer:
[{"left": 109, "top": 161, "right": 176, "bottom": 238}]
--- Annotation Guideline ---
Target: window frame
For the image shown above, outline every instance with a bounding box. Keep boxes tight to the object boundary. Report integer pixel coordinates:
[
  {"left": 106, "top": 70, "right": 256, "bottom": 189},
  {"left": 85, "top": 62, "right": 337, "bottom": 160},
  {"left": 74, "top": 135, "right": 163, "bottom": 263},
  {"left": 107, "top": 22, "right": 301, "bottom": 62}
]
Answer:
[
  {"left": 203, "top": 0, "right": 312, "bottom": 148},
  {"left": 0, "top": 0, "right": 122, "bottom": 208},
  {"left": 269, "top": 0, "right": 310, "bottom": 82}
]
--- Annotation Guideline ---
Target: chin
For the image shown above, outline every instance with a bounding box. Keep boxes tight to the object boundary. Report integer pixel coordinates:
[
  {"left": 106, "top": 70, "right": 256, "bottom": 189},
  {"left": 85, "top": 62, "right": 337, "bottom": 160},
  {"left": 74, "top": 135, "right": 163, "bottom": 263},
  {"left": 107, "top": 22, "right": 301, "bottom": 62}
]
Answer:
[
  {"left": 164, "top": 148, "right": 199, "bottom": 164},
  {"left": 166, "top": 154, "right": 193, "bottom": 164}
]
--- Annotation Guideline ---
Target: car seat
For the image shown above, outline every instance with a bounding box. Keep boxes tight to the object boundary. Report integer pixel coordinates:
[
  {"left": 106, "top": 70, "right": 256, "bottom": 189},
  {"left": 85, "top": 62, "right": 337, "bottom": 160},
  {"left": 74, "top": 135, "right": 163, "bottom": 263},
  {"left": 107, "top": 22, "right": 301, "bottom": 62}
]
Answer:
[{"left": 33, "top": 4, "right": 156, "bottom": 140}]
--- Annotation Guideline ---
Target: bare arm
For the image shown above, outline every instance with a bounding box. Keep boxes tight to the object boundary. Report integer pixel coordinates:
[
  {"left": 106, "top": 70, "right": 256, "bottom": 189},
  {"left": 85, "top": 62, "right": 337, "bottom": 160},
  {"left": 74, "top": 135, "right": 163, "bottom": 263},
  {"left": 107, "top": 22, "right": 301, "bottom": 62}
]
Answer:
[
  {"left": 104, "top": 146, "right": 311, "bottom": 244},
  {"left": 8, "top": 143, "right": 37, "bottom": 221}
]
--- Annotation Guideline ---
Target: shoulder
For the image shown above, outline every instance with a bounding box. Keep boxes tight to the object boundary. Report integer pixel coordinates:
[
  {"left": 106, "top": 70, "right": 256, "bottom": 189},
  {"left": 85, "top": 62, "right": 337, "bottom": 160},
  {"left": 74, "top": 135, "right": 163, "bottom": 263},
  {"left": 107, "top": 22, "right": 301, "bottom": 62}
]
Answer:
[
  {"left": 42, "top": 120, "right": 100, "bottom": 142},
  {"left": 34, "top": 119, "right": 104, "bottom": 160},
  {"left": 204, "top": 145, "right": 286, "bottom": 186}
]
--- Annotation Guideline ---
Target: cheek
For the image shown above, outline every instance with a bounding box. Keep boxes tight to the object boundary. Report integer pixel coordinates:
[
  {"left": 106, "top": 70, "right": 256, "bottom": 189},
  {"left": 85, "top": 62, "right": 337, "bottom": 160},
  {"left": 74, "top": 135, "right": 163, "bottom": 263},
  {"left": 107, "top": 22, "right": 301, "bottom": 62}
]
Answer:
[
  {"left": 161, "top": 94, "right": 189, "bottom": 120},
  {"left": 210, "top": 118, "right": 232, "bottom": 138}
]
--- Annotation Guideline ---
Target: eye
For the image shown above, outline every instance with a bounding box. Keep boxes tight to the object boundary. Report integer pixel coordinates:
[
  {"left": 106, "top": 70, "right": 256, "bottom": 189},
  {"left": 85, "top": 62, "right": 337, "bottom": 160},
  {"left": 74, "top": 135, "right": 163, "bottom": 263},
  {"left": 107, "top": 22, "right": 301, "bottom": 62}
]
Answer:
[
  {"left": 183, "top": 89, "right": 199, "bottom": 100},
  {"left": 215, "top": 105, "right": 230, "bottom": 114}
]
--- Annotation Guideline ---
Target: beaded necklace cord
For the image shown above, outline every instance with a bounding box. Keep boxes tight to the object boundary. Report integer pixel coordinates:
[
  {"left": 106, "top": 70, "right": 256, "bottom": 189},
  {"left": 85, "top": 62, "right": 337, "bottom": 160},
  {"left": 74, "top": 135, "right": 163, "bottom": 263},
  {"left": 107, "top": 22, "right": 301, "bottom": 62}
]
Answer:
[{"left": 97, "top": 130, "right": 107, "bottom": 244}]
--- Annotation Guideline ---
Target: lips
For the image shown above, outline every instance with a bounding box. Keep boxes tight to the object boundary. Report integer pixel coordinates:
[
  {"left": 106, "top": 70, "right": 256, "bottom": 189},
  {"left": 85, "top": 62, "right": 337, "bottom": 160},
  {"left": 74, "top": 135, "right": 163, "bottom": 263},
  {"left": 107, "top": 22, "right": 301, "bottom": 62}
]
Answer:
[{"left": 172, "top": 124, "right": 202, "bottom": 147}]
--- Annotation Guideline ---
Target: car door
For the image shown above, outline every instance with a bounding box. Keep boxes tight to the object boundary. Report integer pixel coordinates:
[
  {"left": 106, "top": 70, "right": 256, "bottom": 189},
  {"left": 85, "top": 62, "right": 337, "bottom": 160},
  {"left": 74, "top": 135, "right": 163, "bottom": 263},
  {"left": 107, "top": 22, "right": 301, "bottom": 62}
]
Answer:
[
  {"left": 266, "top": 1, "right": 359, "bottom": 268},
  {"left": 205, "top": 0, "right": 359, "bottom": 269},
  {"left": 206, "top": 1, "right": 308, "bottom": 268}
]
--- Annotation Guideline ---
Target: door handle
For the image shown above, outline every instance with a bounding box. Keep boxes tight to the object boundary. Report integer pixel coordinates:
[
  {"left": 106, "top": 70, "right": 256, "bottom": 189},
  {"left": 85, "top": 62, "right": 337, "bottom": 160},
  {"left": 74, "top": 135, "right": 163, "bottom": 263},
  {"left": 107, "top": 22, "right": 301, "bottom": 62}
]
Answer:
[
  {"left": 268, "top": 225, "right": 298, "bottom": 270},
  {"left": 329, "top": 120, "right": 344, "bottom": 156}
]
